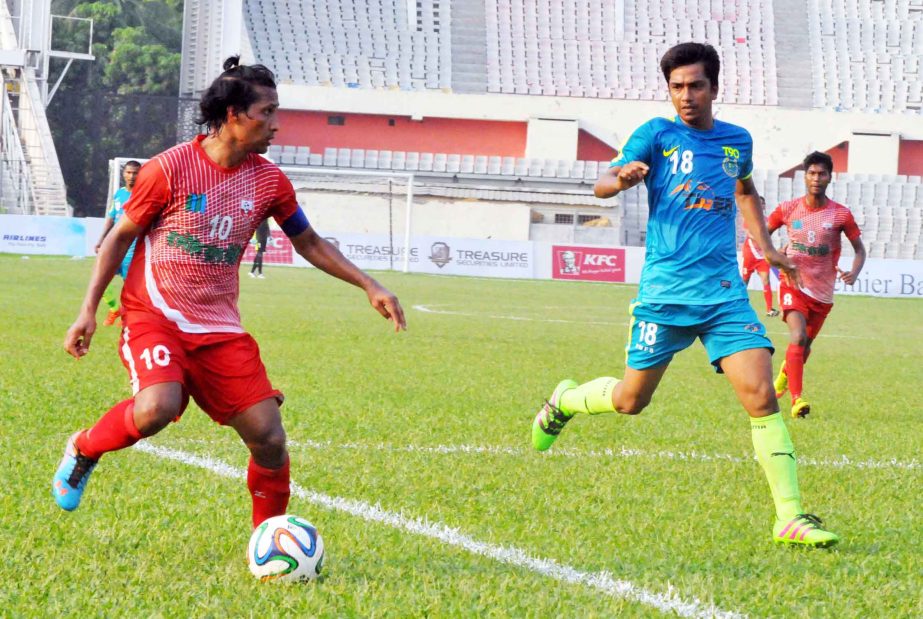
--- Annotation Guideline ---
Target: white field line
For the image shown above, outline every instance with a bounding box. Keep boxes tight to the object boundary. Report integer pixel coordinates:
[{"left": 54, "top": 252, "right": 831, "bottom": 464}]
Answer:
[
  {"left": 412, "top": 304, "right": 873, "bottom": 340},
  {"left": 413, "top": 303, "right": 624, "bottom": 326},
  {"left": 134, "top": 442, "right": 745, "bottom": 619},
  {"left": 285, "top": 439, "right": 920, "bottom": 472}
]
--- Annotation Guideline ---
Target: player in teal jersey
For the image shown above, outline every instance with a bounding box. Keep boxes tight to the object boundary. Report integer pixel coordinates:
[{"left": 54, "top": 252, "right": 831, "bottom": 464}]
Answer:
[
  {"left": 95, "top": 161, "right": 141, "bottom": 326},
  {"left": 531, "top": 42, "right": 838, "bottom": 547}
]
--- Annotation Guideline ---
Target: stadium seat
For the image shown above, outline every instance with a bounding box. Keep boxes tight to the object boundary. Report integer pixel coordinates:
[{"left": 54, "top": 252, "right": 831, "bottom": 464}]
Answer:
[
  {"left": 584, "top": 161, "right": 599, "bottom": 180},
  {"left": 446, "top": 154, "right": 461, "bottom": 173},
  {"left": 418, "top": 152, "right": 434, "bottom": 171},
  {"left": 433, "top": 153, "right": 447, "bottom": 172},
  {"left": 514, "top": 158, "right": 529, "bottom": 176},
  {"left": 323, "top": 147, "right": 337, "bottom": 166},
  {"left": 378, "top": 150, "right": 393, "bottom": 169}
]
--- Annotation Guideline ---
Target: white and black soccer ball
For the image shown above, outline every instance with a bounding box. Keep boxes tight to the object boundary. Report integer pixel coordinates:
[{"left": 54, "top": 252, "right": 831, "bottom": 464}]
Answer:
[{"left": 247, "top": 514, "right": 325, "bottom": 581}]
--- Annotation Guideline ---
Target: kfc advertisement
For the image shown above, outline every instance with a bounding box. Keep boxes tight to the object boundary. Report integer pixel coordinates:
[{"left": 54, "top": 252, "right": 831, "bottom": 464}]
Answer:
[
  {"left": 243, "top": 230, "right": 293, "bottom": 265},
  {"left": 552, "top": 245, "right": 625, "bottom": 282}
]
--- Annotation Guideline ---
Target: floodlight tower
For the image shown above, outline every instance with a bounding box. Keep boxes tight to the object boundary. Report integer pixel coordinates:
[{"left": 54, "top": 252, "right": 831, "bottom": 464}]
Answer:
[
  {"left": 3, "top": 0, "right": 94, "bottom": 105},
  {"left": 0, "top": 0, "right": 93, "bottom": 215},
  {"left": 178, "top": 0, "right": 245, "bottom": 140}
]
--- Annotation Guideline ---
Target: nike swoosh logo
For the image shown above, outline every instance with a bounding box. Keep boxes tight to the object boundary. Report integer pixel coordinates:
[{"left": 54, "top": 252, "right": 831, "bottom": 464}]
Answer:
[
  {"left": 771, "top": 451, "right": 796, "bottom": 460},
  {"left": 662, "top": 146, "right": 679, "bottom": 157}
]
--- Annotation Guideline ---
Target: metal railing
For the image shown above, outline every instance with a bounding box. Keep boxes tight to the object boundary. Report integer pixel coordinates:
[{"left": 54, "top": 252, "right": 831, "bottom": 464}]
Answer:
[{"left": 0, "top": 72, "right": 34, "bottom": 214}]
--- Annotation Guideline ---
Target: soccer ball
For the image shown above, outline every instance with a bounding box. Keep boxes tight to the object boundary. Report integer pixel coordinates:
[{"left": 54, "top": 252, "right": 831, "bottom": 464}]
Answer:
[{"left": 247, "top": 514, "right": 325, "bottom": 581}]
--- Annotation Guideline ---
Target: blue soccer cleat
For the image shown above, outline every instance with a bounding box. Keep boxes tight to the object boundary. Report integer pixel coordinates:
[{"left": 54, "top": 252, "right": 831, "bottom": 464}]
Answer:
[{"left": 52, "top": 432, "right": 98, "bottom": 511}]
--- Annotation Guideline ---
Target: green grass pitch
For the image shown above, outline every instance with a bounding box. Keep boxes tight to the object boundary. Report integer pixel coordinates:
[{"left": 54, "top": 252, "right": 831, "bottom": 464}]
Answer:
[{"left": 0, "top": 254, "right": 920, "bottom": 618}]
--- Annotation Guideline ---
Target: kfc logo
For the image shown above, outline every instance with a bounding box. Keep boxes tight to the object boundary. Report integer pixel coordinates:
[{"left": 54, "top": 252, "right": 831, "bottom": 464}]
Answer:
[
  {"left": 559, "top": 250, "right": 580, "bottom": 274},
  {"left": 552, "top": 245, "right": 625, "bottom": 282},
  {"left": 243, "top": 231, "right": 293, "bottom": 265}
]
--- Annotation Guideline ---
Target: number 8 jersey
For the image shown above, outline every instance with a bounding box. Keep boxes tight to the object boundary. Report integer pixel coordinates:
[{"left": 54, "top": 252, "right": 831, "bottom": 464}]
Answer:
[
  {"left": 767, "top": 197, "right": 861, "bottom": 304},
  {"left": 121, "top": 135, "right": 308, "bottom": 333},
  {"left": 612, "top": 116, "right": 755, "bottom": 305}
]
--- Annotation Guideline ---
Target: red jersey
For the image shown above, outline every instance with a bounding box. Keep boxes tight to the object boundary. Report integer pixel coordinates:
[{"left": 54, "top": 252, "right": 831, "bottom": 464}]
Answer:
[
  {"left": 121, "top": 136, "right": 303, "bottom": 333},
  {"left": 767, "top": 197, "right": 860, "bottom": 304},
  {"left": 745, "top": 231, "right": 765, "bottom": 259}
]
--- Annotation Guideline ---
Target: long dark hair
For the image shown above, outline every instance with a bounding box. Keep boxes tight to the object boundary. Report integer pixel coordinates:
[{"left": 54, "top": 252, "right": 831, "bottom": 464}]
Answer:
[{"left": 196, "top": 56, "right": 277, "bottom": 132}]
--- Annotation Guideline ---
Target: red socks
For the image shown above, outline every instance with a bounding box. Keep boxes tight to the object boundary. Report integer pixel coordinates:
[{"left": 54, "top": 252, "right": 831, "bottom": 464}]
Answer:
[
  {"left": 763, "top": 286, "right": 774, "bottom": 313},
  {"left": 75, "top": 399, "right": 143, "bottom": 460},
  {"left": 248, "top": 456, "right": 291, "bottom": 529},
  {"left": 785, "top": 344, "right": 806, "bottom": 400}
]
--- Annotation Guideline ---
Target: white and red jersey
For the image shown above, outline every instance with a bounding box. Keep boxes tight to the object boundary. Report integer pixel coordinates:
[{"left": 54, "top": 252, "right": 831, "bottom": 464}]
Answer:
[
  {"left": 745, "top": 231, "right": 765, "bottom": 259},
  {"left": 767, "top": 196, "right": 861, "bottom": 304},
  {"left": 121, "top": 135, "right": 304, "bottom": 333}
]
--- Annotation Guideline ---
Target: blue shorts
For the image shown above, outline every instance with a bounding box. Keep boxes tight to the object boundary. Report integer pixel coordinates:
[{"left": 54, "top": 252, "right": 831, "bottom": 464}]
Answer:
[
  {"left": 624, "top": 298, "right": 773, "bottom": 373},
  {"left": 118, "top": 241, "right": 137, "bottom": 279}
]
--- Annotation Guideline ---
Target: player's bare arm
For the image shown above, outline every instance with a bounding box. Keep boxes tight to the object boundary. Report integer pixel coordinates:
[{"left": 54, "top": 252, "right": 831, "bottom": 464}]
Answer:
[
  {"left": 736, "top": 177, "right": 801, "bottom": 287},
  {"left": 593, "top": 162, "right": 649, "bottom": 198},
  {"left": 64, "top": 217, "right": 144, "bottom": 358},
  {"left": 839, "top": 235, "right": 867, "bottom": 285},
  {"left": 290, "top": 225, "right": 407, "bottom": 331},
  {"left": 95, "top": 216, "right": 115, "bottom": 253}
]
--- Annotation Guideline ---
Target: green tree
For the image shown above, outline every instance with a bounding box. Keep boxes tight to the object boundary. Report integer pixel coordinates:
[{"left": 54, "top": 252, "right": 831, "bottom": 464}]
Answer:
[{"left": 46, "top": 0, "right": 183, "bottom": 216}]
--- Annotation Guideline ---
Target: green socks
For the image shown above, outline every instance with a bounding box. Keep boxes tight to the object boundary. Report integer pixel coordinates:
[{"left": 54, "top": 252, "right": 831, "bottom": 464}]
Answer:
[
  {"left": 102, "top": 284, "right": 119, "bottom": 312},
  {"left": 751, "top": 413, "right": 803, "bottom": 520},
  {"left": 559, "top": 377, "right": 619, "bottom": 415}
]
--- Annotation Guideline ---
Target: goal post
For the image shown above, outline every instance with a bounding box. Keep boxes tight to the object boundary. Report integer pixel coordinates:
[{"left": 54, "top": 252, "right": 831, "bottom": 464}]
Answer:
[{"left": 278, "top": 166, "right": 415, "bottom": 273}]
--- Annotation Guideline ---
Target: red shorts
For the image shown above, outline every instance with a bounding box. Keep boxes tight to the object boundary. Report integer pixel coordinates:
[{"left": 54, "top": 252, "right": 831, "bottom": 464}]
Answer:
[
  {"left": 118, "top": 318, "right": 282, "bottom": 424},
  {"left": 742, "top": 242, "right": 770, "bottom": 279},
  {"left": 778, "top": 284, "right": 833, "bottom": 340}
]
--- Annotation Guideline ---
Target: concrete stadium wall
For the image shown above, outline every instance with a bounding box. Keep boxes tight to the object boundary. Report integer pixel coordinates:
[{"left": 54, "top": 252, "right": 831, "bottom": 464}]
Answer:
[
  {"left": 276, "top": 111, "right": 528, "bottom": 156},
  {"left": 277, "top": 84, "right": 923, "bottom": 174},
  {"left": 274, "top": 110, "right": 620, "bottom": 161}
]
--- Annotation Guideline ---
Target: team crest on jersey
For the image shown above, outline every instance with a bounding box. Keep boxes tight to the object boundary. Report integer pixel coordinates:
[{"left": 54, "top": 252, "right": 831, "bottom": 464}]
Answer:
[
  {"left": 822, "top": 222, "right": 833, "bottom": 229},
  {"left": 792, "top": 220, "right": 803, "bottom": 229},
  {"left": 240, "top": 199, "right": 254, "bottom": 212},
  {"left": 721, "top": 146, "right": 740, "bottom": 177}
]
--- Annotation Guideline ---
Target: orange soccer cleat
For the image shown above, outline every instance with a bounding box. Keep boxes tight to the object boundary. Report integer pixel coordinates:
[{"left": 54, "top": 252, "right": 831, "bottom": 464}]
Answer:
[{"left": 103, "top": 309, "right": 121, "bottom": 326}]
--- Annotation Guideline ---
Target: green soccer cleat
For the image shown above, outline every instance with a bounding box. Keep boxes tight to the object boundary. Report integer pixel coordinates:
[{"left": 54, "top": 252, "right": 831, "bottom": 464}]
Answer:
[
  {"left": 791, "top": 397, "right": 811, "bottom": 419},
  {"left": 531, "top": 379, "right": 578, "bottom": 452},
  {"left": 773, "top": 513, "right": 839, "bottom": 548},
  {"left": 774, "top": 362, "right": 788, "bottom": 399}
]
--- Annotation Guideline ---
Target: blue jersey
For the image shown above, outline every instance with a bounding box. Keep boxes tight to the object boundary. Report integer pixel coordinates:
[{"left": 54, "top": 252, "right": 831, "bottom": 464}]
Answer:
[
  {"left": 612, "top": 116, "right": 754, "bottom": 305},
  {"left": 108, "top": 187, "right": 131, "bottom": 222}
]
